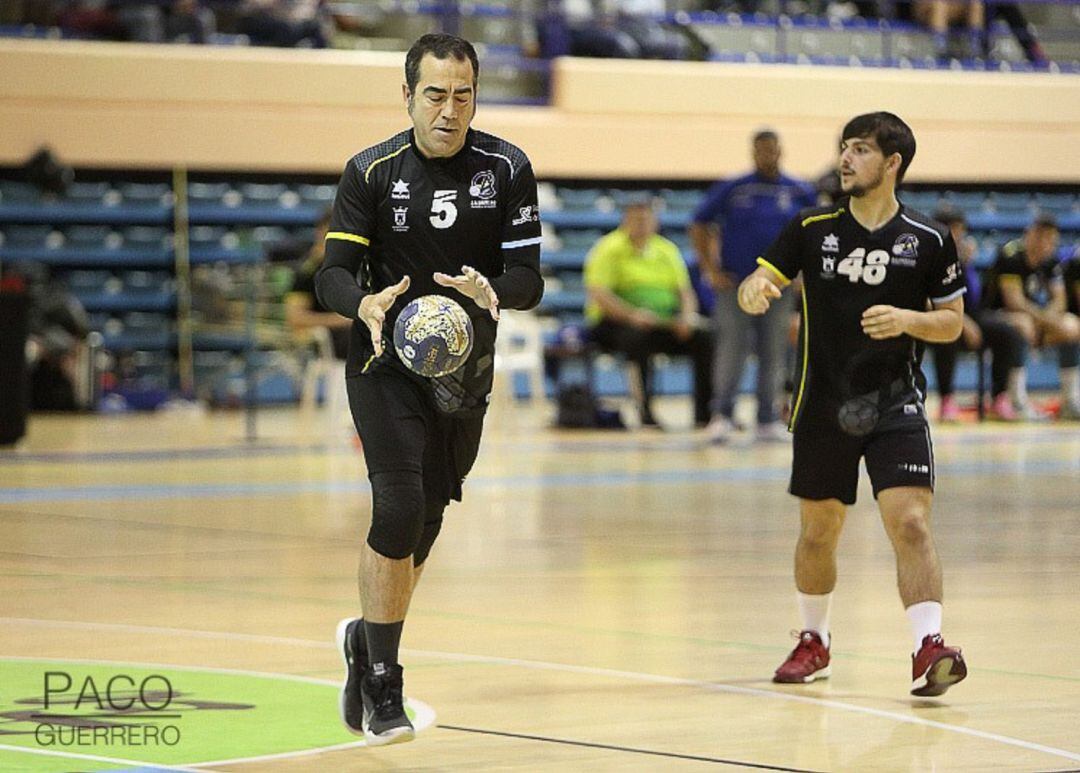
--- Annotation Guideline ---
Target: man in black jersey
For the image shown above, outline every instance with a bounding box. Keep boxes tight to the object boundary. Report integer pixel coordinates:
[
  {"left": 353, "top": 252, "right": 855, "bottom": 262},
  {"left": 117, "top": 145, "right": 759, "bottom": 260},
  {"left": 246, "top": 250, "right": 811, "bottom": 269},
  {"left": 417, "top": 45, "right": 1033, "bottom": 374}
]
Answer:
[
  {"left": 738, "top": 112, "right": 969, "bottom": 697},
  {"left": 980, "top": 214, "right": 1080, "bottom": 420},
  {"left": 316, "top": 33, "right": 543, "bottom": 745}
]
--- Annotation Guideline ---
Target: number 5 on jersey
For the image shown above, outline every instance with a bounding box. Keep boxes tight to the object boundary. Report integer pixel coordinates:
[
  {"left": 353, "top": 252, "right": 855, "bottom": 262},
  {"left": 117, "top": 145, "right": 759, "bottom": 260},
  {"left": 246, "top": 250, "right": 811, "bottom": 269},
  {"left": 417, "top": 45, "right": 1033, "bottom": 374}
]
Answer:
[
  {"left": 430, "top": 190, "right": 458, "bottom": 229},
  {"left": 837, "top": 248, "right": 890, "bottom": 286}
]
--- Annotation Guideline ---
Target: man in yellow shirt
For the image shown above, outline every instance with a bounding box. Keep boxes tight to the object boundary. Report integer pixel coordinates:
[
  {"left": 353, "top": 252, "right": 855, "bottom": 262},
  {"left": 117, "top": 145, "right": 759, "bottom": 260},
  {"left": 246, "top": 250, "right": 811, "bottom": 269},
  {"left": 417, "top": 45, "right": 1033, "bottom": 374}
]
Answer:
[{"left": 584, "top": 196, "right": 713, "bottom": 427}]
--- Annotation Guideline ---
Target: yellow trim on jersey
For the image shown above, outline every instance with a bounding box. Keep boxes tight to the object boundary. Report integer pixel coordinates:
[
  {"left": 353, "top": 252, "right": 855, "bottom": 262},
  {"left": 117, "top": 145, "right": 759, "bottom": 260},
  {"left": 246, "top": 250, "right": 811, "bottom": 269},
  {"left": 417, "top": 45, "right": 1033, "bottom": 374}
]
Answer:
[
  {"left": 788, "top": 289, "right": 810, "bottom": 432},
  {"left": 756, "top": 257, "right": 792, "bottom": 286},
  {"left": 364, "top": 143, "right": 412, "bottom": 182},
  {"left": 999, "top": 274, "right": 1023, "bottom": 286},
  {"left": 801, "top": 208, "right": 845, "bottom": 228},
  {"left": 326, "top": 232, "right": 370, "bottom": 246},
  {"left": 360, "top": 353, "right": 378, "bottom": 374}
]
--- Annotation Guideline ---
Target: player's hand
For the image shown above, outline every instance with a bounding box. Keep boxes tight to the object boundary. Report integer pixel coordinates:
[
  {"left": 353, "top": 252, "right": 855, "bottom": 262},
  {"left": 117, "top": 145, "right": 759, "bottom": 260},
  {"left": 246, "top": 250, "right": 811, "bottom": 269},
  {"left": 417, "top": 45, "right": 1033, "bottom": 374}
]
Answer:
[
  {"left": 861, "top": 305, "right": 910, "bottom": 339},
  {"left": 738, "top": 275, "right": 782, "bottom": 315},
  {"left": 357, "top": 275, "right": 410, "bottom": 356},
  {"left": 434, "top": 265, "right": 500, "bottom": 321}
]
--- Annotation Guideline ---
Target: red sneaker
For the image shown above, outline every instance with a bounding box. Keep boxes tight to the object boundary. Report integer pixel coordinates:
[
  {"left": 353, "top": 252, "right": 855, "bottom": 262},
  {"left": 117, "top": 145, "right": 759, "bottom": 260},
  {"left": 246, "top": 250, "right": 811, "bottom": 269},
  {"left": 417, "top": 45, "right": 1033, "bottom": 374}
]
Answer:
[
  {"left": 773, "top": 630, "right": 831, "bottom": 684},
  {"left": 911, "top": 634, "right": 967, "bottom": 697}
]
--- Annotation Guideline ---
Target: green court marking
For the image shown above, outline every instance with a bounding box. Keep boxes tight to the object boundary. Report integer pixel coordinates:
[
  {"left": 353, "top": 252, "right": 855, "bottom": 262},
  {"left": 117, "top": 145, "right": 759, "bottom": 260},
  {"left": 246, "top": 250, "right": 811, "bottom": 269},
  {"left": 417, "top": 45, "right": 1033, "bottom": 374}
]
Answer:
[{"left": 0, "top": 659, "right": 433, "bottom": 772}]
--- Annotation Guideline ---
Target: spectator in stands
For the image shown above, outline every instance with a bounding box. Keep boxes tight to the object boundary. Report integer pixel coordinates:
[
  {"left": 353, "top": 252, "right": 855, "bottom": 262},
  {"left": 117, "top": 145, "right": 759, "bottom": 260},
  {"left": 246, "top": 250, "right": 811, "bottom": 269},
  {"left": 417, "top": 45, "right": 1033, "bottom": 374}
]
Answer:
[
  {"left": 980, "top": 213, "right": 1080, "bottom": 420},
  {"left": 987, "top": 3, "right": 1048, "bottom": 65},
  {"left": 57, "top": 0, "right": 165, "bottom": 42},
  {"left": 18, "top": 262, "right": 90, "bottom": 411},
  {"left": 912, "top": 0, "right": 984, "bottom": 61},
  {"left": 690, "top": 129, "right": 817, "bottom": 443},
  {"left": 236, "top": 0, "right": 330, "bottom": 48},
  {"left": 533, "top": 0, "right": 691, "bottom": 60},
  {"left": 165, "top": 0, "right": 216, "bottom": 44},
  {"left": 928, "top": 205, "right": 1029, "bottom": 422},
  {"left": 584, "top": 195, "right": 713, "bottom": 428},
  {"left": 285, "top": 209, "right": 349, "bottom": 360}
]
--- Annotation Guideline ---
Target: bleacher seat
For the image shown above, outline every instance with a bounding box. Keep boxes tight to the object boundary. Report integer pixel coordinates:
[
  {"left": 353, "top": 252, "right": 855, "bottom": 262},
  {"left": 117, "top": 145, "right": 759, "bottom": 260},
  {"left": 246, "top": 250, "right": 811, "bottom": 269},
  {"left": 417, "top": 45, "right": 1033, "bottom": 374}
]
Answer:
[
  {"left": 557, "top": 229, "right": 604, "bottom": 252},
  {"left": 239, "top": 182, "right": 288, "bottom": 207},
  {"left": 66, "top": 270, "right": 114, "bottom": 292},
  {"left": 64, "top": 225, "right": 114, "bottom": 247},
  {"left": 119, "top": 182, "right": 171, "bottom": 206},
  {"left": 1034, "top": 192, "right": 1076, "bottom": 215},
  {"left": 902, "top": 191, "right": 941, "bottom": 213},
  {"left": 0, "top": 181, "right": 41, "bottom": 203},
  {"left": 661, "top": 188, "right": 704, "bottom": 214},
  {"left": 3, "top": 225, "right": 52, "bottom": 245},
  {"left": 298, "top": 184, "right": 335, "bottom": 208},
  {"left": 188, "top": 182, "right": 238, "bottom": 207},
  {"left": 944, "top": 190, "right": 990, "bottom": 213},
  {"left": 989, "top": 192, "right": 1033, "bottom": 214},
  {"left": 123, "top": 226, "right": 170, "bottom": 248},
  {"left": 557, "top": 188, "right": 605, "bottom": 212},
  {"left": 65, "top": 181, "right": 114, "bottom": 204}
]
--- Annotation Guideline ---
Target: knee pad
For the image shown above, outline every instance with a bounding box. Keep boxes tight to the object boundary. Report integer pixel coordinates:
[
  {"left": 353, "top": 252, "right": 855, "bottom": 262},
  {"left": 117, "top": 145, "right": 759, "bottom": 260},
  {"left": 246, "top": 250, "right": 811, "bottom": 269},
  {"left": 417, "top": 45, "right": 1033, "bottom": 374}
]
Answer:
[
  {"left": 413, "top": 501, "right": 445, "bottom": 567},
  {"left": 366, "top": 471, "right": 425, "bottom": 560}
]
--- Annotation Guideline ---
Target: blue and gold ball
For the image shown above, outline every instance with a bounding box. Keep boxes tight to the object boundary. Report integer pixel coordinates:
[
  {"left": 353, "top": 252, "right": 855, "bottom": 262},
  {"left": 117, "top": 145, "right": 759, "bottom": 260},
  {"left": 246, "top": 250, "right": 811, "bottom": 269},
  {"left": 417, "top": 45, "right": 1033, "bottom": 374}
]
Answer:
[{"left": 393, "top": 294, "right": 474, "bottom": 378}]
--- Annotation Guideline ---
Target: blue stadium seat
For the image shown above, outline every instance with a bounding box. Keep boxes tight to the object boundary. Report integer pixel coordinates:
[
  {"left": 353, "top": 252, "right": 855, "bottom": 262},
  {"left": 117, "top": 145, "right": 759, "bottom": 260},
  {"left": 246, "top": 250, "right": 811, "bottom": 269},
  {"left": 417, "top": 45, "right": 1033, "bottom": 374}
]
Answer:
[
  {"left": 944, "top": 190, "right": 990, "bottom": 213},
  {"left": 0, "top": 180, "right": 41, "bottom": 203},
  {"left": 123, "top": 226, "right": 170, "bottom": 248},
  {"left": 989, "top": 192, "right": 1033, "bottom": 214},
  {"left": 557, "top": 229, "right": 604, "bottom": 251},
  {"left": 239, "top": 182, "right": 288, "bottom": 207},
  {"left": 64, "top": 225, "right": 114, "bottom": 247},
  {"left": 557, "top": 188, "right": 605, "bottom": 212},
  {"left": 298, "top": 184, "right": 335, "bottom": 208},
  {"left": 65, "top": 181, "right": 116, "bottom": 205},
  {"left": 1033, "top": 192, "right": 1076, "bottom": 215},
  {"left": 661, "top": 188, "right": 704, "bottom": 214},
  {"left": 119, "top": 182, "right": 171, "bottom": 206},
  {"left": 188, "top": 182, "right": 239, "bottom": 207},
  {"left": 902, "top": 191, "right": 941, "bottom": 213},
  {"left": 2, "top": 225, "right": 52, "bottom": 245}
]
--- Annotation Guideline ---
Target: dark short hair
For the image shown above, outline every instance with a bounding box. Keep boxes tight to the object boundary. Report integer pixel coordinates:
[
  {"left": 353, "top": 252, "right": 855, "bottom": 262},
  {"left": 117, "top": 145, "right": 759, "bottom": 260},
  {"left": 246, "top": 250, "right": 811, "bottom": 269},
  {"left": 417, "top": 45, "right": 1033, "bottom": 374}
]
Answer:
[
  {"left": 753, "top": 129, "right": 779, "bottom": 144},
  {"left": 841, "top": 112, "right": 916, "bottom": 184},
  {"left": 1031, "top": 211, "right": 1059, "bottom": 231},
  {"left": 405, "top": 33, "right": 479, "bottom": 95}
]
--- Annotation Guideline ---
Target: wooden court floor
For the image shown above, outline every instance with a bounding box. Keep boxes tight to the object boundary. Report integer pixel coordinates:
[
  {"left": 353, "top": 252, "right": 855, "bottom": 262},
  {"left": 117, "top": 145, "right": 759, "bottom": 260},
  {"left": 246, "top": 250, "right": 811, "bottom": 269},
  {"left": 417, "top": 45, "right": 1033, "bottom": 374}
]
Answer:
[{"left": 1, "top": 399, "right": 1078, "bottom": 772}]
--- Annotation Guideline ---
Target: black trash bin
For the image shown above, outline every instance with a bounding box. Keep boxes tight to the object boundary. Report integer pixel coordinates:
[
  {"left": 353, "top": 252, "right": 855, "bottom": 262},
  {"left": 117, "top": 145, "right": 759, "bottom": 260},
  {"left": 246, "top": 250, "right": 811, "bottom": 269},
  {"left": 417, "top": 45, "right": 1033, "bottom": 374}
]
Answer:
[{"left": 0, "top": 276, "right": 31, "bottom": 446}]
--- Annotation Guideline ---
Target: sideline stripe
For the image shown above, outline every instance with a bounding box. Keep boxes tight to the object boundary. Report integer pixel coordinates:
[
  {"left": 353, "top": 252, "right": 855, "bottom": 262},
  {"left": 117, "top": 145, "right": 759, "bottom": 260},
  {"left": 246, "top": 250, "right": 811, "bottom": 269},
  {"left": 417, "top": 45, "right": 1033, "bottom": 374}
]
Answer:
[
  {"left": 439, "top": 724, "right": 822, "bottom": 771},
  {"left": 2, "top": 620, "right": 1079, "bottom": 765},
  {"left": 3, "top": 460, "right": 1079, "bottom": 504},
  {"left": 0, "top": 744, "right": 198, "bottom": 771}
]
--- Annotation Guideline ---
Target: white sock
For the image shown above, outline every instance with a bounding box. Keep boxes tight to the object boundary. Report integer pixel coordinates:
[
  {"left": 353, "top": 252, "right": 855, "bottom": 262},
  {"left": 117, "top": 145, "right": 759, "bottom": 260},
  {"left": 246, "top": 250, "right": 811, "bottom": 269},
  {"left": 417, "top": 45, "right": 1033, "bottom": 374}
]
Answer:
[
  {"left": 797, "top": 591, "right": 832, "bottom": 648},
  {"left": 1007, "top": 367, "right": 1028, "bottom": 406},
  {"left": 905, "top": 601, "right": 943, "bottom": 653},
  {"left": 1060, "top": 367, "right": 1080, "bottom": 404}
]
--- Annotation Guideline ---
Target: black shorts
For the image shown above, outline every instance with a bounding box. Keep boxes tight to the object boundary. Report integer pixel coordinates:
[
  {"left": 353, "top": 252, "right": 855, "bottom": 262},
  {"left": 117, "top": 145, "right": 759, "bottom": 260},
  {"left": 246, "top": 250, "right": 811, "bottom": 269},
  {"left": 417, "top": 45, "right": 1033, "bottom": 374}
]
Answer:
[
  {"left": 346, "top": 368, "right": 485, "bottom": 506},
  {"left": 790, "top": 404, "right": 935, "bottom": 505}
]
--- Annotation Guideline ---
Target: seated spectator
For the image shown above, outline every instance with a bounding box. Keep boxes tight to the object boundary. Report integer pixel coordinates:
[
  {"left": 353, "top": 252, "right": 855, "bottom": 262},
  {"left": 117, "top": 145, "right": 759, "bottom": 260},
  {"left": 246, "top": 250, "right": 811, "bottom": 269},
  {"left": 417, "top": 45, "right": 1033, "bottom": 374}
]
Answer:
[
  {"left": 980, "top": 213, "right": 1080, "bottom": 420},
  {"left": 912, "top": 0, "right": 984, "bottom": 61},
  {"left": 535, "top": 0, "right": 691, "bottom": 60},
  {"left": 987, "top": 3, "right": 1048, "bottom": 65},
  {"left": 236, "top": 0, "right": 330, "bottom": 48},
  {"left": 285, "top": 209, "right": 349, "bottom": 359},
  {"left": 57, "top": 0, "right": 165, "bottom": 43},
  {"left": 165, "top": 0, "right": 216, "bottom": 44},
  {"left": 927, "top": 206, "right": 1029, "bottom": 421},
  {"left": 584, "top": 195, "right": 714, "bottom": 428}
]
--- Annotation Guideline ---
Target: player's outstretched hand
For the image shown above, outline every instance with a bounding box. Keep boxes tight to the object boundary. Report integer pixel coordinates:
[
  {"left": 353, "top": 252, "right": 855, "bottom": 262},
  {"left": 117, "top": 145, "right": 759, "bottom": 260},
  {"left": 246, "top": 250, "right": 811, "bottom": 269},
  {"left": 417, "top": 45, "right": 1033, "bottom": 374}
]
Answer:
[
  {"left": 433, "top": 265, "right": 500, "bottom": 321},
  {"left": 358, "top": 275, "right": 410, "bottom": 356},
  {"left": 861, "top": 304, "right": 910, "bottom": 339},
  {"left": 738, "top": 275, "right": 782, "bottom": 315}
]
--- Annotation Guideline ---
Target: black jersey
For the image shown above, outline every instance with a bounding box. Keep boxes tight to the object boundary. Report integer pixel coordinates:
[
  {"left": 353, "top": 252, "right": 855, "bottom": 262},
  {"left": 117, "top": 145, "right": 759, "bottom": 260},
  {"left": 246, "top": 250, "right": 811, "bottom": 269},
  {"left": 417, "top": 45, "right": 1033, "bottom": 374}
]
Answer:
[
  {"left": 760, "top": 198, "right": 965, "bottom": 430},
  {"left": 316, "top": 127, "right": 544, "bottom": 412},
  {"left": 1064, "top": 254, "right": 1080, "bottom": 316},
  {"left": 980, "top": 239, "right": 1064, "bottom": 311}
]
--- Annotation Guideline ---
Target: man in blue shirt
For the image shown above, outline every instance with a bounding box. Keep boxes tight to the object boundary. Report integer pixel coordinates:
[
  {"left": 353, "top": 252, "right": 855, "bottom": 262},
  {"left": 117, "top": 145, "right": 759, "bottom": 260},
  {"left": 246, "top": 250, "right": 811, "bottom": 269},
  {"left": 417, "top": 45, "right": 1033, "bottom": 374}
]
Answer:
[{"left": 690, "top": 130, "right": 817, "bottom": 443}]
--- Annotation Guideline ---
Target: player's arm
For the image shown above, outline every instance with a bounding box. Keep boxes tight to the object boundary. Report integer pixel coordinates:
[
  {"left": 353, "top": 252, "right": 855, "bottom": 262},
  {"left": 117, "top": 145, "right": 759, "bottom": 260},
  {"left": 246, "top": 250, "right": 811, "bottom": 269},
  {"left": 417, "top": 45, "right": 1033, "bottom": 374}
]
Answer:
[
  {"left": 315, "top": 159, "right": 410, "bottom": 356},
  {"left": 490, "top": 160, "right": 545, "bottom": 312},
  {"left": 739, "top": 213, "right": 801, "bottom": 315},
  {"left": 862, "top": 296, "right": 964, "bottom": 343},
  {"left": 737, "top": 264, "right": 786, "bottom": 315}
]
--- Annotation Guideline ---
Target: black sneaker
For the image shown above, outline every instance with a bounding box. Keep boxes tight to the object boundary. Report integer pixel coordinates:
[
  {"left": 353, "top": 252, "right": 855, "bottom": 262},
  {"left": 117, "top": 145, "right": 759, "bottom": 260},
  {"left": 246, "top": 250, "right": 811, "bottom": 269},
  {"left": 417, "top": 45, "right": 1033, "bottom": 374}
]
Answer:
[
  {"left": 361, "top": 662, "right": 414, "bottom": 746},
  {"left": 335, "top": 618, "right": 367, "bottom": 736}
]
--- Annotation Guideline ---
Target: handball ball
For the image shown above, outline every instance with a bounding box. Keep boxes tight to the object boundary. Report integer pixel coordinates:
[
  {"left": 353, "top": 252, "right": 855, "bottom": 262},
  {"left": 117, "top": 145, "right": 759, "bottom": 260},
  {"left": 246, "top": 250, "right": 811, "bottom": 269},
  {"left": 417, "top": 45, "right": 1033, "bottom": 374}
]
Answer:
[
  {"left": 393, "top": 294, "right": 474, "bottom": 378},
  {"left": 837, "top": 395, "right": 879, "bottom": 436}
]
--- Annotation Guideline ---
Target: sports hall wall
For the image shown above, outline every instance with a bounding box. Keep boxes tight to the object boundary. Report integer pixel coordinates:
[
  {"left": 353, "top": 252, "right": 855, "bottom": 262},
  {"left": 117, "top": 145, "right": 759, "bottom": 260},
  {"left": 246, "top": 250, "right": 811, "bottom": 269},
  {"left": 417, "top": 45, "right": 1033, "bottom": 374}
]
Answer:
[{"left": 2, "top": 39, "right": 1078, "bottom": 182}]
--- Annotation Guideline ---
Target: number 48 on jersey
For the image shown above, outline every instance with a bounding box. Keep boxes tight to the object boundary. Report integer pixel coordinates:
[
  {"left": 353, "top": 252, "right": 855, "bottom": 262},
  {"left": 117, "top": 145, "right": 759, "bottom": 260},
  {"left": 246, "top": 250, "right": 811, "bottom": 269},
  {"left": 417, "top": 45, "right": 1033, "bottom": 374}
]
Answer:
[{"left": 837, "top": 248, "right": 890, "bottom": 286}]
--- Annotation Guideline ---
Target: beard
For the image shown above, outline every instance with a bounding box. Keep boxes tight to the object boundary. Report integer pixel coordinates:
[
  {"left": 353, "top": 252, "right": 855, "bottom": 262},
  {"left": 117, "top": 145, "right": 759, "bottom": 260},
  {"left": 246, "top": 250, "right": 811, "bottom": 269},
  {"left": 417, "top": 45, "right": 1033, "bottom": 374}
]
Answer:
[{"left": 843, "top": 166, "right": 885, "bottom": 198}]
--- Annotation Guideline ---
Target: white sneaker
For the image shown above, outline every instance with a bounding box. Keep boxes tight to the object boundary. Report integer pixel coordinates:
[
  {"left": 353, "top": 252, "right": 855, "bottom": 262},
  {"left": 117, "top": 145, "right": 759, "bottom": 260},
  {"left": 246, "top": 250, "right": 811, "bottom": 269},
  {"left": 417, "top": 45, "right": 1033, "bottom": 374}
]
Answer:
[
  {"left": 756, "top": 421, "right": 791, "bottom": 442},
  {"left": 706, "top": 415, "right": 735, "bottom": 445}
]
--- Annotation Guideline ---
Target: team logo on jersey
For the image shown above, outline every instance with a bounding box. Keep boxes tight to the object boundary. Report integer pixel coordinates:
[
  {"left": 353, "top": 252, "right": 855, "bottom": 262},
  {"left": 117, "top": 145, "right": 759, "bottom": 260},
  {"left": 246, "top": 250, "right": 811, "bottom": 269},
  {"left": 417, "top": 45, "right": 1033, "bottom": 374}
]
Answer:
[
  {"left": 512, "top": 205, "right": 540, "bottom": 226},
  {"left": 944, "top": 262, "right": 960, "bottom": 284},
  {"left": 893, "top": 233, "right": 920, "bottom": 258},
  {"left": 822, "top": 233, "right": 839, "bottom": 253},
  {"left": 392, "top": 206, "right": 409, "bottom": 232},
  {"left": 469, "top": 170, "right": 497, "bottom": 209},
  {"left": 821, "top": 255, "right": 836, "bottom": 279},
  {"left": 391, "top": 179, "right": 410, "bottom": 200}
]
